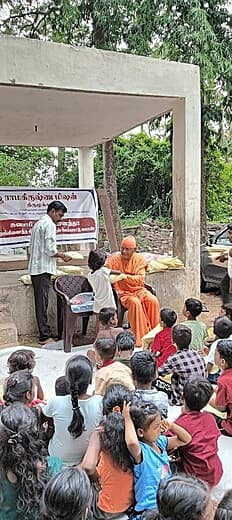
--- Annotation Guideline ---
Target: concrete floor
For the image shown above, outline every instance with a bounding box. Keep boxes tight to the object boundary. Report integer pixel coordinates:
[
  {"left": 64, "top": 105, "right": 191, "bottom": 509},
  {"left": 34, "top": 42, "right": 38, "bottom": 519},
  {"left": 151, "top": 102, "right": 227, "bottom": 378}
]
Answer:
[{"left": 0, "top": 344, "right": 231, "bottom": 502}]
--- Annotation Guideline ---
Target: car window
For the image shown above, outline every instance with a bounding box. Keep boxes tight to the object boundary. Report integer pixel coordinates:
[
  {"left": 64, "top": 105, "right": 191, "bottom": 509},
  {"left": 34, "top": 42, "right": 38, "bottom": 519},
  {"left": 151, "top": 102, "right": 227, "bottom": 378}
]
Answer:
[{"left": 215, "top": 229, "right": 231, "bottom": 246}]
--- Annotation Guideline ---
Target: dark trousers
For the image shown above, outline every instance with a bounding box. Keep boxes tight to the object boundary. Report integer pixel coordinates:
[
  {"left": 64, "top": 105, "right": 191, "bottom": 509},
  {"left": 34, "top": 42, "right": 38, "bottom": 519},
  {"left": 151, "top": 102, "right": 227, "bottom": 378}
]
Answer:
[
  {"left": 31, "top": 273, "right": 51, "bottom": 341},
  {"left": 220, "top": 273, "right": 232, "bottom": 304}
]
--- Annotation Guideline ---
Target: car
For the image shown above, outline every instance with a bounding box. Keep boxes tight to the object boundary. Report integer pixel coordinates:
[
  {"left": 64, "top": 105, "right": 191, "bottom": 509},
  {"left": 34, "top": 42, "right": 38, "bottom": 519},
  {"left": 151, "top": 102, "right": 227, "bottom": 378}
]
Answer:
[{"left": 201, "top": 225, "right": 231, "bottom": 290}]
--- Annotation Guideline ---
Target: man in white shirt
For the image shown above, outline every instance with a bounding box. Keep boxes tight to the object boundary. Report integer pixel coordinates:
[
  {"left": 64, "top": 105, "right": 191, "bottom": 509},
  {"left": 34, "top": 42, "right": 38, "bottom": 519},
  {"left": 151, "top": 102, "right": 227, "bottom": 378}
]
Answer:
[
  {"left": 218, "top": 223, "right": 232, "bottom": 304},
  {"left": 28, "top": 201, "right": 71, "bottom": 345}
]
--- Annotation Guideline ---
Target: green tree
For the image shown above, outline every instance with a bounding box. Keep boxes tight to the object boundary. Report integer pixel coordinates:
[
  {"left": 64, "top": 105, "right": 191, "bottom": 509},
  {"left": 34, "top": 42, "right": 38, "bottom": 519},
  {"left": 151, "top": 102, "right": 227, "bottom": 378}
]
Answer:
[
  {"left": 152, "top": 1, "right": 231, "bottom": 236},
  {"left": 205, "top": 142, "right": 232, "bottom": 222},
  {"left": 114, "top": 133, "right": 172, "bottom": 217},
  {"left": 0, "top": 146, "right": 55, "bottom": 186}
]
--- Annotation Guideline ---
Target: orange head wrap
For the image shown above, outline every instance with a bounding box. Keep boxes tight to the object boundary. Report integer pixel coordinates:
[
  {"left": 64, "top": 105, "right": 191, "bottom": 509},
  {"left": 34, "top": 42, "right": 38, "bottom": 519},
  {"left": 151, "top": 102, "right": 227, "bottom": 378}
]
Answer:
[{"left": 121, "top": 235, "right": 137, "bottom": 249}]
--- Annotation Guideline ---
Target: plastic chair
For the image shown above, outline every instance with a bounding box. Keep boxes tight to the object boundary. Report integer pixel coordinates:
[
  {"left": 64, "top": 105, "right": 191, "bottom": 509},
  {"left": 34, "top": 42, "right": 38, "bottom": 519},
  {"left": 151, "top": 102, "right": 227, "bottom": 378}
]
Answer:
[
  {"left": 54, "top": 275, "right": 93, "bottom": 353},
  {"left": 116, "top": 283, "right": 156, "bottom": 327}
]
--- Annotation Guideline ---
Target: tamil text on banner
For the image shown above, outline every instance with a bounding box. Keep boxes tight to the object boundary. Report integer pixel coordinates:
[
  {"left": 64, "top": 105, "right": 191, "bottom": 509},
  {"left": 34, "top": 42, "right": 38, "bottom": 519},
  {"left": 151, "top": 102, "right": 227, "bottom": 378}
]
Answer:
[{"left": 0, "top": 188, "right": 98, "bottom": 247}]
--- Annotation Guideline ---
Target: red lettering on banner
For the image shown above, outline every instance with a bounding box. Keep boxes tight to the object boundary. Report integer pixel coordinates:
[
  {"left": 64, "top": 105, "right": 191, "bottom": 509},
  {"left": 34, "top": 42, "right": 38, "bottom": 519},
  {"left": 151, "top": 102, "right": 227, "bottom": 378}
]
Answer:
[{"left": 0, "top": 218, "right": 96, "bottom": 239}]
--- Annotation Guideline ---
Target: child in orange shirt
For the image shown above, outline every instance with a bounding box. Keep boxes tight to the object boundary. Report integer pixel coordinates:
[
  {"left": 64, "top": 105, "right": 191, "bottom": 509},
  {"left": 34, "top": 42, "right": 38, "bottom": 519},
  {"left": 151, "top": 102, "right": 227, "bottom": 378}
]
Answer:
[{"left": 80, "top": 384, "right": 134, "bottom": 517}]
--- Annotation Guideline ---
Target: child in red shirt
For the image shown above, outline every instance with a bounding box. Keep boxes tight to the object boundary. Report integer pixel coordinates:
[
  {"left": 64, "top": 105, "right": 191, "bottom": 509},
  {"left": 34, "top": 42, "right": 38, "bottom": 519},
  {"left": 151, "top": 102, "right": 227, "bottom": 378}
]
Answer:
[
  {"left": 174, "top": 375, "right": 223, "bottom": 487},
  {"left": 211, "top": 339, "right": 232, "bottom": 436},
  {"left": 151, "top": 308, "right": 177, "bottom": 367}
]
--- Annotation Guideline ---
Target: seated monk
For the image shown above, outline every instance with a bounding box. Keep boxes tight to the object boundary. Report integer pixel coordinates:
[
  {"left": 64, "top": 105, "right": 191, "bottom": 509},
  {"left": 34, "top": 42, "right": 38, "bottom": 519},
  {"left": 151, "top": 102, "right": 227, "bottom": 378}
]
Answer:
[{"left": 106, "top": 235, "right": 160, "bottom": 346}]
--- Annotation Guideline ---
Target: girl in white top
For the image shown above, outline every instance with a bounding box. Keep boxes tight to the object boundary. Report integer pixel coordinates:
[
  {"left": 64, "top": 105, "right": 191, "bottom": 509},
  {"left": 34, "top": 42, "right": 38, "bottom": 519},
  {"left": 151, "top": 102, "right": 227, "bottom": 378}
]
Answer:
[
  {"left": 87, "top": 250, "right": 118, "bottom": 313},
  {"left": 41, "top": 355, "right": 103, "bottom": 467}
]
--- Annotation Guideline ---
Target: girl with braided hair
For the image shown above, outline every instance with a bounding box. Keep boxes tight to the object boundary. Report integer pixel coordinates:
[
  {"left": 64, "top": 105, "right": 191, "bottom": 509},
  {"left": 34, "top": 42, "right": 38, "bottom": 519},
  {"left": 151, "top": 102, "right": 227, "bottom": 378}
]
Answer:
[
  {"left": 41, "top": 355, "right": 102, "bottom": 466},
  {"left": 0, "top": 403, "right": 62, "bottom": 519},
  {"left": 41, "top": 467, "right": 91, "bottom": 520}
]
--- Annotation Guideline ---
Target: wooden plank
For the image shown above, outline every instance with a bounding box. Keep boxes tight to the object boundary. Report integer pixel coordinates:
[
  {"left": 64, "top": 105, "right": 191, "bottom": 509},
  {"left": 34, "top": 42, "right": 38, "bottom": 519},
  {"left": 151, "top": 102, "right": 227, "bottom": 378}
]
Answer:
[{"left": 97, "top": 189, "right": 119, "bottom": 252}]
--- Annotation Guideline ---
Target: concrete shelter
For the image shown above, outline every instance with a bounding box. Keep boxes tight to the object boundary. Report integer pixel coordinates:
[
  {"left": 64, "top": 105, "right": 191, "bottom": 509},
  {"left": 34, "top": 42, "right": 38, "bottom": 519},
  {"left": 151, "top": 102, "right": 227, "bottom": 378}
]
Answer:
[{"left": 0, "top": 36, "right": 201, "bottom": 333}]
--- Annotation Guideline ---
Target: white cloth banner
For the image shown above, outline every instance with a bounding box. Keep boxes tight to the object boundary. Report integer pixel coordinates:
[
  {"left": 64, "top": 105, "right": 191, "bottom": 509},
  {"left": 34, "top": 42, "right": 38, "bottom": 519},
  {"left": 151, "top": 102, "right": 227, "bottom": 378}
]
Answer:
[{"left": 0, "top": 188, "right": 98, "bottom": 247}]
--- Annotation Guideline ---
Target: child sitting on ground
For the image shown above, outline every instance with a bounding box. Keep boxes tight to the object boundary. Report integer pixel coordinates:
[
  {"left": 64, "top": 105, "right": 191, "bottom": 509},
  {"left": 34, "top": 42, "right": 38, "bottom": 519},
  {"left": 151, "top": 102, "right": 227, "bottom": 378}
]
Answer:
[
  {"left": 122, "top": 401, "right": 191, "bottom": 512},
  {"left": 3, "top": 370, "right": 36, "bottom": 408},
  {"left": 95, "top": 307, "right": 124, "bottom": 342},
  {"left": 151, "top": 308, "right": 177, "bottom": 367},
  {"left": 88, "top": 307, "right": 124, "bottom": 367},
  {"left": 41, "top": 467, "right": 91, "bottom": 520},
  {"left": 174, "top": 375, "right": 223, "bottom": 487},
  {"left": 220, "top": 303, "right": 232, "bottom": 320},
  {"left": 180, "top": 298, "right": 208, "bottom": 351},
  {"left": 7, "top": 348, "right": 44, "bottom": 401},
  {"left": 131, "top": 350, "right": 168, "bottom": 418},
  {"left": 55, "top": 376, "right": 69, "bottom": 396},
  {"left": 215, "top": 489, "right": 232, "bottom": 520},
  {"left": 94, "top": 338, "right": 135, "bottom": 395},
  {"left": 154, "top": 474, "right": 217, "bottom": 520},
  {"left": 115, "top": 330, "right": 135, "bottom": 367},
  {"left": 207, "top": 317, "right": 232, "bottom": 383},
  {"left": 80, "top": 386, "right": 134, "bottom": 517},
  {"left": 87, "top": 250, "right": 121, "bottom": 315},
  {"left": 0, "top": 403, "right": 62, "bottom": 519},
  {"left": 209, "top": 339, "right": 232, "bottom": 436},
  {"left": 158, "top": 324, "right": 207, "bottom": 406}
]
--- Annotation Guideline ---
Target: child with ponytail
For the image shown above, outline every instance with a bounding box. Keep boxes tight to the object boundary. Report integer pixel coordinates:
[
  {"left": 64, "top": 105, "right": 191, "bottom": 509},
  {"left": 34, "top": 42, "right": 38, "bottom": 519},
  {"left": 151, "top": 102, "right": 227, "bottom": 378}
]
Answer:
[
  {"left": 41, "top": 355, "right": 102, "bottom": 466},
  {"left": 81, "top": 384, "right": 134, "bottom": 517},
  {"left": 41, "top": 467, "right": 91, "bottom": 520}
]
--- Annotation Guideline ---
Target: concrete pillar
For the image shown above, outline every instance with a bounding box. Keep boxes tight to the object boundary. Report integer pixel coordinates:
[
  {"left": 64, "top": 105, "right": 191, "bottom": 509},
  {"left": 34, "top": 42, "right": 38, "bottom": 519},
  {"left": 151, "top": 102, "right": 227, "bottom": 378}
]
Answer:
[
  {"left": 78, "top": 147, "right": 94, "bottom": 188},
  {"left": 78, "top": 147, "right": 95, "bottom": 251},
  {"left": 172, "top": 92, "right": 201, "bottom": 297}
]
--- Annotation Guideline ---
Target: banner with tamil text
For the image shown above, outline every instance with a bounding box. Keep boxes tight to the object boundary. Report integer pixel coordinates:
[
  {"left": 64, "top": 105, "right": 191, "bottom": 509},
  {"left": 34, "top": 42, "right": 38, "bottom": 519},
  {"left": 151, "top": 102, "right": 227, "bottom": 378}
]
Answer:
[{"left": 0, "top": 188, "right": 98, "bottom": 246}]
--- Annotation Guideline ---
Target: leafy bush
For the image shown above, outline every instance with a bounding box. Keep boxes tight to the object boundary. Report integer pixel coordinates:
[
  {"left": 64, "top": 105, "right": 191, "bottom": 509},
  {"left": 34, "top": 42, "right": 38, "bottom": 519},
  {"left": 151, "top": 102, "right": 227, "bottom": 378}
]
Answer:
[{"left": 205, "top": 143, "right": 232, "bottom": 222}]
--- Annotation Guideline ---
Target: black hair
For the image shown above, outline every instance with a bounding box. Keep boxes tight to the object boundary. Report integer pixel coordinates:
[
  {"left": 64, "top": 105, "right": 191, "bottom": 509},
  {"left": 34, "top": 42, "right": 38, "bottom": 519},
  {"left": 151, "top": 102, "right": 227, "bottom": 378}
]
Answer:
[
  {"left": 47, "top": 201, "right": 67, "bottom": 213},
  {"left": 141, "top": 510, "right": 159, "bottom": 520},
  {"left": 130, "top": 351, "right": 156, "bottom": 384},
  {"left": 172, "top": 324, "right": 192, "bottom": 350},
  {"left": 88, "top": 249, "right": 106, "bottom": 272},
  {"left": 55, "top": 376, "right": 69, "bottom": 396},
  {"left": 116, "top": 331, "right": 135, "bottom": 352},
  {"left": 94, "top": 338, "right": 116, "bottom": 361},
  {"left": 100, "top": 412, "right": 133, "bottom": 472},
  {"left": 102, "top": 384, "right": 132, "bottom": 415},
  {"left": 215, "top": 489, "right": 232, "bottom": 520},
  {"left": 99, "top": 307, "right": 117, "bottom": 325},
  {"left": 221, "top": 304, "right": 232, "bottom": 321},
  {"left": 160, "top": 308, "right": 177, "bottom": 328},
  {"left": 41, "top": 467, "right": 91, "bottom": 520},
  {"left": 183, "top": 375, "right": 213, "bottom": 411},
  {"left": 0, "top": 403, "right": 48, "bottom": 516},
  {"left": 227, "top": 223, "right": 232, "bottom": 231},
  {"left": 217, "top": 340, "right": 232, "bottom": 368},
  {"left": 214, "top": 317, "right": 232, "bottom": 339},
  {"left": 156, "top": 474, "right": 210, "bottom": 520},
  {"left": 3, "top": 370, "right": 34, "bottom": 406},
  {"left": 65, "top": 355, "right": 92, "bottom": 438},
  {"left": 130, "top": 401, "right": 160, "bottom": 435},
  {"left": 185, "top": 298, "right": 203, "bottom": 318},
  {"left": 7, "top": 349, "right": 36, "bottom": 373}
]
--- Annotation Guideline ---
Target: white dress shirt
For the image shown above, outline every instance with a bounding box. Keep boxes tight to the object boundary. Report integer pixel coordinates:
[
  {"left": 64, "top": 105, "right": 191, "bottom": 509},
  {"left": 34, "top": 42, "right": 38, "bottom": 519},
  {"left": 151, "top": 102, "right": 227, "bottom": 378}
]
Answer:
[{"left": 28, "top": 214, "right": 57, "bottom": 275}]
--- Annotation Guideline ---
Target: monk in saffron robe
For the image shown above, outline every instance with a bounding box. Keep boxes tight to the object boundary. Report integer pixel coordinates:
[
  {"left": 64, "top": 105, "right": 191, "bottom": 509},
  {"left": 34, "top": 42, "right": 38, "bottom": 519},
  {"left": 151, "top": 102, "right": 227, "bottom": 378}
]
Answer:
[{"left": 106, "top": 235, "right": 160, "bottom": 346}]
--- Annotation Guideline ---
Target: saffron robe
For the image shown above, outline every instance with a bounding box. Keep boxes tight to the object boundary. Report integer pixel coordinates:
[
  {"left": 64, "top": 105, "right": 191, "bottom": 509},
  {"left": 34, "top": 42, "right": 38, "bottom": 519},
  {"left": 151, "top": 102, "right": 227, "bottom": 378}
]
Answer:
[{"left": 106, "top": 253, "right": 160, "bottom": 346}]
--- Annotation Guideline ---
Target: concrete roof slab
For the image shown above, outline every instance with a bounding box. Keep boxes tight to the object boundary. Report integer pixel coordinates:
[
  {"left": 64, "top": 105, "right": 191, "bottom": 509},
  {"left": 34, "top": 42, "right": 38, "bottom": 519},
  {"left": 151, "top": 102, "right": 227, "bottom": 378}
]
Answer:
[{"left": 0, "top": 36, "right": 199, "bottom": 147}]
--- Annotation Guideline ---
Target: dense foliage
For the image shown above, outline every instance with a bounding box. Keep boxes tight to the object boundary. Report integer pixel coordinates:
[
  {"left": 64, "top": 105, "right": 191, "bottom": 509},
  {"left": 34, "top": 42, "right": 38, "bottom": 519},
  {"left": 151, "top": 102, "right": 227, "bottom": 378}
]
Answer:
[{"left": 0, "top": 0, "right": 231, "bottom": 224}]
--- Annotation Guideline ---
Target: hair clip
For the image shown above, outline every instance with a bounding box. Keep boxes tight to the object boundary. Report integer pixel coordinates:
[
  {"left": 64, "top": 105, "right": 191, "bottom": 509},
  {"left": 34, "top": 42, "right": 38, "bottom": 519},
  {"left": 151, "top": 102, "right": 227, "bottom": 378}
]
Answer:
[{"left": 112, "top": 405, "right": 121, "bottom": 413}]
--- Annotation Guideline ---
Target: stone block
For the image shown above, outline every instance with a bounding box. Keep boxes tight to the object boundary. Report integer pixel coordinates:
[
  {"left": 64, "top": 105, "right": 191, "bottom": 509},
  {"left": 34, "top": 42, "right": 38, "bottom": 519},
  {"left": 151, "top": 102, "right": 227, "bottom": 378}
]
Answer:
[{"left": 0, "top": 303, "right": 18, "bottom": 348}]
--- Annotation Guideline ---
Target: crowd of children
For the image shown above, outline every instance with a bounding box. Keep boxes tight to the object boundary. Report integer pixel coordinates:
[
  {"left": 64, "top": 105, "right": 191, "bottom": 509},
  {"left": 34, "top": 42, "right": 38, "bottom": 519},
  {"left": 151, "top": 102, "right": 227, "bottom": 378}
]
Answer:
[{"left": 0, "top": 293, "right": 232, "bottom": 519}]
